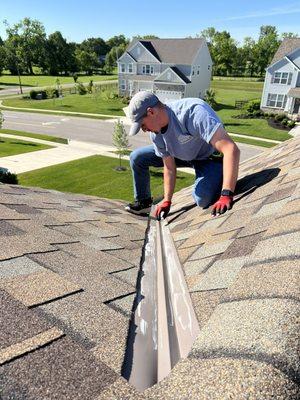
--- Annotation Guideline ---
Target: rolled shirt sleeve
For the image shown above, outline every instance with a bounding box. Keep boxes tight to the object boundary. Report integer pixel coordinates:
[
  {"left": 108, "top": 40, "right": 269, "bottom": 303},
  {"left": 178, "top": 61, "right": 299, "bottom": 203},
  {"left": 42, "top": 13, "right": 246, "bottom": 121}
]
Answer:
[{"left": 187, "top": 104, "right": 222, "bottom": 144}]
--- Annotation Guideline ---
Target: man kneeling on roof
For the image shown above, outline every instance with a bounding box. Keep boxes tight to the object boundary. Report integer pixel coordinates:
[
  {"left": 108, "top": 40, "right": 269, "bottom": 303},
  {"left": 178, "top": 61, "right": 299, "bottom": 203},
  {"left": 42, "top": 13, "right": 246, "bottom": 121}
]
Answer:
[{"left": 124, "top": 91, "right": 240, "bottom": 220}]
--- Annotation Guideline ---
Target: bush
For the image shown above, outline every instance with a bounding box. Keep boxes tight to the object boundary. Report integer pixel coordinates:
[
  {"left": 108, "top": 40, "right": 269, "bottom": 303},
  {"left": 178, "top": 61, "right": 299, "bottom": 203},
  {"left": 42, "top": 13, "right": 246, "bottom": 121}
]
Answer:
[
  {"left": 242, "top": 99, "right": 261, "bottom": 114},
  {"left": 204, "top": 89, "right": 217, "bottom": 109},
  {"left": 121, "top": 96, "right": 130, "bottom": 105},
  {"left": 281, "top": 118, "right": 288, "bottom": 126},
  {"left": 287, "top": 120, "right": 296, "bottom": 128},
  {"left": 0, "top": 171, "right": 18, "bottom": 184},
  {"left": 253, "top": 110, "right": 263, "bottom": 118},
  {"left": 274, "top": 113, "right": 286, "bottom": 122},
  {"left": 29, "top": 90, "right": 37, "bottom": 99},
  {"left": 76, "top": 82, "right": 87, "bottom": 95},
  {"left": 46, "top": 88, "right": 59, "bottom": 99}
]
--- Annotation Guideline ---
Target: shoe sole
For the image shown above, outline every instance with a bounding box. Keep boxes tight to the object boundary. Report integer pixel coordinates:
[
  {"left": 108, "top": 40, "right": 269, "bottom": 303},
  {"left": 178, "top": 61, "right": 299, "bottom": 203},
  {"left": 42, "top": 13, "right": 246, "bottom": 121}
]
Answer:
[{"left": 125, "top": 206, "right": 151, "bottom": 215}]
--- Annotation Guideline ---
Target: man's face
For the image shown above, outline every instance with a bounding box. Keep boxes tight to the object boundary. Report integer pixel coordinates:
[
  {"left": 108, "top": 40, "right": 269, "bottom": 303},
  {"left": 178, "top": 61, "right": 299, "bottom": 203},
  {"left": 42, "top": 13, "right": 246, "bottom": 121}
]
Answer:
[{"left": 140, "top": 108, "right": 161, "bottom": 134}]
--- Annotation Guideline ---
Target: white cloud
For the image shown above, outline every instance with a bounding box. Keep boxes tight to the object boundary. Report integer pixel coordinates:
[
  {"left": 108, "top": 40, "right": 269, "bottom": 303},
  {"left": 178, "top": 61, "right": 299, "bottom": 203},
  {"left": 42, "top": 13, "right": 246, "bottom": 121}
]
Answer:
[{"left": 215, "top": 4, "right": 300, "bottom": 21}]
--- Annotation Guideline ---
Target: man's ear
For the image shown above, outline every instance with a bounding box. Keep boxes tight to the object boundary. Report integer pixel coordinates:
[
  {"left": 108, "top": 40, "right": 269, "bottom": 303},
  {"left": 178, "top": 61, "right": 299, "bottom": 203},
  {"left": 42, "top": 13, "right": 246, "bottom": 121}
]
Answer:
[{"left": 147, "top": 107, "right": 155, "bottom": 116}]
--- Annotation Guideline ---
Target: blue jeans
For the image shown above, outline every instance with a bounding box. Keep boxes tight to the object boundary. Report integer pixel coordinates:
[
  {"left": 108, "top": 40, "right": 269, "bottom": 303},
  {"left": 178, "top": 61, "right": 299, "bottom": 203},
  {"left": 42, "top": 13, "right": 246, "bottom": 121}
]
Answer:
[{"left": 130, "top": 145, "right": 223, "bottom": 208}]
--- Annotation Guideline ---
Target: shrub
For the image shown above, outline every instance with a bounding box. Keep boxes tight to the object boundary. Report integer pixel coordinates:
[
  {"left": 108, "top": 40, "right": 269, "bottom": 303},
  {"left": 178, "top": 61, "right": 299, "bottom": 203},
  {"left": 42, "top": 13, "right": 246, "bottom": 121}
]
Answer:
[
  {"left": 121, "top": 96, "right": 130, "bottom": 105},
  {"left": 253, "top": 110, "right": 263, "bottom": 118},
  {"left": 46, "top": 88, "right": 59, "bottom": 99},
  {"left": 76, "top": 82, "right": 87, "bottom": 95},
  {"left": 204, "top": 89, "right": 217, "bottom": 109},
  {"left": 0, "top": 110, "right": 3, "bottom": 129},
  {"left": 281, "top": 118, "right": 288, "bottom": 126},
  {"left": 287, "top": 120, "right": 296, "bottom": 129},
  {"left": 242, "top": 99, "right": 261, "bottom": 114},
  {"left": 29, "top": 90, "right": 37, "bottom": 99},
  {"left": 0, "top": 171, "right": 18, "bottom": 184},
  {"left": 274, "top": 113, "right": 286, "bottom": 122}
]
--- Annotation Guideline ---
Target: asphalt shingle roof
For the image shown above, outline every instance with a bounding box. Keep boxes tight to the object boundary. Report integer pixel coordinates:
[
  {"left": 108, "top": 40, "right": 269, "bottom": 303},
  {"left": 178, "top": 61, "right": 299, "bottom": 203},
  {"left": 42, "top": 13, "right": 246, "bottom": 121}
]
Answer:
[
  {"left": 0, "top": 136, "right": 299, "bottom": 398},
  {"left": 270, "top": 37, "right": 300, "bottom": 65},
  {"left": 128, "top": 38, "right": 205, "bottom": 65}
]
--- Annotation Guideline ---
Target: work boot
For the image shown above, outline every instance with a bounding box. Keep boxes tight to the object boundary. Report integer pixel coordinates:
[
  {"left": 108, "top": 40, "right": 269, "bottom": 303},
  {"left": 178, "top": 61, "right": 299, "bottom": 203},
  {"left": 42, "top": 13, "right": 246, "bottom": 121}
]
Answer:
[{"left": 125, "top": 198, "right": 153, "bottom": 215}]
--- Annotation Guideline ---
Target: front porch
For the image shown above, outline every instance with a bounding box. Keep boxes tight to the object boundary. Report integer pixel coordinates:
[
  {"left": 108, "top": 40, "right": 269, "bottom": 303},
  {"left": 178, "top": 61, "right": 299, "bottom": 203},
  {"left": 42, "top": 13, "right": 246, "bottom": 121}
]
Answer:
[{"left": 287, "top": 87, "right": 300, "bottom": 121}]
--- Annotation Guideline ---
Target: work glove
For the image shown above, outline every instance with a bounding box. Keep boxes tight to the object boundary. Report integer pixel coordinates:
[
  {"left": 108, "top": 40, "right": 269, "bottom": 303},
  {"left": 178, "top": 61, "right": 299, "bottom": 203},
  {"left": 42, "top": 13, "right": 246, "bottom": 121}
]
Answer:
[
  {"left": 155, "top": 200, "right": 172, "bottom": 221},
  {"left": 211, "top": 195, "right": 233, "bottom": 216}
]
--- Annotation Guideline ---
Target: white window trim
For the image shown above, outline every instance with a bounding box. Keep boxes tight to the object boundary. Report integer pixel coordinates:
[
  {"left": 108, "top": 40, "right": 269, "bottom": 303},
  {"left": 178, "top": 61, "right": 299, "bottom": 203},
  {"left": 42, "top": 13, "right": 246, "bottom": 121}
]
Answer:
[
  {"left": 128, "top": 63, "right": 133, "bottom": 73},
  {"left": 272, "top": 71, "right": 292, "bottom": 85},
  {"left": 120, "top": 64, "right": 126, "bottom": 73},
  {"left": 142, "top": 64, "right": 155, "bottom": 75},
  {"left": 266, "top": 93, "right": 287, "bottom": 108},
  {"left": 120, "top": 79, "right": 126, "bottom": 90}
]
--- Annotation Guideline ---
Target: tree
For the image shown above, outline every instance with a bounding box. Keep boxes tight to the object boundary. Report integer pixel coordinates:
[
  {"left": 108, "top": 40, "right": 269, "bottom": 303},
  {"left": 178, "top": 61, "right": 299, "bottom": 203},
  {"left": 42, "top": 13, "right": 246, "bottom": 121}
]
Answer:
[
  {"left": 4, "top": 18, "right": 47, "bottom": 74},
  {"left": 112, "top": 120, "right": 130, "bottom": 171},
  {"left": 75, "top": 48, "right": 99, "bottom": 74},
  {"left": 46, "top": 31, "right": 76, "bottom": 75},
  {"left": 240, "top": 37, "right": 256, "bottom": 76},
  {"left": 106, "top": 34, "right": 129, "bottom": 49},
  {"left": 80, "top": 37, "right": 110, "bottom": 57},
  {"left": 254, "top": 25, "right": 280, "bottom": 76},
  {"left": 281, "top": 32, "right": 299, "bottom": 39},
  {"left": 133, "top": 35, "right": 160, "bottom": 39},
  {"left": 0, "top": 44, "right": 6, "bottom": 74},
  {"left": 104, "top": 43, "right": 127, "bottom": 73}
]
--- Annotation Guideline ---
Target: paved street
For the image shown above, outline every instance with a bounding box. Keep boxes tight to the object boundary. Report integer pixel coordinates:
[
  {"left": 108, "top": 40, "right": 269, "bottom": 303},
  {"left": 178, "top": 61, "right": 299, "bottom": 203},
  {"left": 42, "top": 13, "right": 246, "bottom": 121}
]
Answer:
[{"left": 2, "top": 110, "right": 264, "bottom": 162}]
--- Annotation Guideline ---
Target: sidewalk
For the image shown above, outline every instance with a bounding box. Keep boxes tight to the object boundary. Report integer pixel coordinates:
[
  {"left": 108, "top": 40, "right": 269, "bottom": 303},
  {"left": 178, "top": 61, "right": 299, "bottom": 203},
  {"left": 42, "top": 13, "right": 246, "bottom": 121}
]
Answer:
[{"left": 0, "top": 133, "right": 195, "bottom": 175}]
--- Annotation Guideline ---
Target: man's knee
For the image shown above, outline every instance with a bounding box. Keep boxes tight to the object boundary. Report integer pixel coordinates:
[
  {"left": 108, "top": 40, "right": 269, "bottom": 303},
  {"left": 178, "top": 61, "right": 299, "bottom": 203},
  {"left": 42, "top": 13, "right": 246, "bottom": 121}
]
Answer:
[
  {"left": 130, "top": 148, "right": 145, "bottom": 168},
  {"left": 193, "top": 192, "right": 212, "bottom": 208}
]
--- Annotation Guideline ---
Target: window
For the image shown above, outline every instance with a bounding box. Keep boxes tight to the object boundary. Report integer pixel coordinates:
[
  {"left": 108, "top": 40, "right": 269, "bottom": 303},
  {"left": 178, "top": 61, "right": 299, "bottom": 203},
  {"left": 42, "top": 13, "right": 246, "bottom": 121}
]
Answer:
[
  {"left": 266, "top": 93, "right": 287, "bottom": 108},
  {"left": 208, "top": 65, "right": 211, "bottom": 70},
  {"left": 167, "top": 72, "right": 171, "bottom": 80},
  {"left": 142, "top": 65, "right": 154, "bottom": 74},
  {"left": 128, "top": 64, "right": 133, "bottom": 73},
  {"left": 272, "top": 72, "right": 293, "bottom": 84},
  {"left": 120, "top": 79, "right": 126, "bottom": 90},
  {"left": 120, "top": 64, "right": 125, "bottom": 73}
]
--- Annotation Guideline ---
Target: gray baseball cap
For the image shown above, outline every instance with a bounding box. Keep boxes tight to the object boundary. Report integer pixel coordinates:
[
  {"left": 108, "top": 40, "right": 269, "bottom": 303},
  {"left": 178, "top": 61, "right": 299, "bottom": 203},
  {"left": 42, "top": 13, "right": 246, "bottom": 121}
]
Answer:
[{"left": 127, "top": 91, "right": 159, "bottom": 136}]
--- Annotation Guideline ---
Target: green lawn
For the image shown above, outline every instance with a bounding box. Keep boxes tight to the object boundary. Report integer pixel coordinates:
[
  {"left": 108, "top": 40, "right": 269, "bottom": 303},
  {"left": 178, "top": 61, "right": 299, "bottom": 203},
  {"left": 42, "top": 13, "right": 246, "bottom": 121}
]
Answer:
[
  {"left": 3, "top": 93, "right": 125, "bottom": 116},
  {"left": 0, "top": 74, "right": 118, "bottom": 87},
  {"left": 0, "top": 129, "right": 68, "bottom": 144},
  {"left": 211, "top": 80, "right": 292, "bottom": 141},
  {"left": 0, "top": 137, "right": 52, "bottom": 156},
  {"left": 19, "top": 155, "right": 195, "bottom": 202}
]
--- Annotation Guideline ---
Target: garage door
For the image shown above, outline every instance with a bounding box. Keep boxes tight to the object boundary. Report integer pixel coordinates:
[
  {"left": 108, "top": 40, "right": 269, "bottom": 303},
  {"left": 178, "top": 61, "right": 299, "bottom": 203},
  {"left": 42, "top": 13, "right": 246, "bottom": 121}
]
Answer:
[{"left": 155, "top": 90, "right": 182, "bottom": 102}]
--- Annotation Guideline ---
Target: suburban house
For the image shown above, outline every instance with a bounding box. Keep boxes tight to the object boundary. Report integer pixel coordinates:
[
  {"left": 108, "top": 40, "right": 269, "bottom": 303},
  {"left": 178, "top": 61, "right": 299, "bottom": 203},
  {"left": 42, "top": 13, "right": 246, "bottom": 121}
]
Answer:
[
  {"left": 117, "top": 38, "right": 212, "bottom": 102},
  {"left": 261, "top": 38, "right": 300, "bottom": 119}
]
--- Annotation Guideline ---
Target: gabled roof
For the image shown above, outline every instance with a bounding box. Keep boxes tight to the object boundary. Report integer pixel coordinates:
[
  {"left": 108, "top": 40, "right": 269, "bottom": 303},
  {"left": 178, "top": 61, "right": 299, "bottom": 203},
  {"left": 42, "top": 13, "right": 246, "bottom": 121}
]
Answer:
[
  {"left": 270, "top": 38, "right": 300, "bottom": 65},
  {"left": 154, "top": 66, "right": 191, "bottom": 84},
  {"left": 128, "top": 38, "right": 205, "bottom": 65},
  {"left": 1, "top": 136, "right": 299, "bottom": 398}
]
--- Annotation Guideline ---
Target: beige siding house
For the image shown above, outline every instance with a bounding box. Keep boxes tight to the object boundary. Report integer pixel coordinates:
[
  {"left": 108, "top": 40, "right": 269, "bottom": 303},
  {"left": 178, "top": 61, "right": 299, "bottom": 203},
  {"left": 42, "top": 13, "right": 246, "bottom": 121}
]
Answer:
[
  {"left": 261, "top": 38, "right": 300, "bottom": 120},
  {"left": 117, "top": 38, "right": 212, "bottom": 102}
]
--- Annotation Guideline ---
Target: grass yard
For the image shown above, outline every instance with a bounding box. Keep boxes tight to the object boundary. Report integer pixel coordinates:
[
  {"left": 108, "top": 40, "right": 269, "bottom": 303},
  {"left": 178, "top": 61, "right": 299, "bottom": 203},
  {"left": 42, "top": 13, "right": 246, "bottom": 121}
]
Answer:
[
  {"left": 19, "top": 155, "right": 195, "bottom": 202},
  {"left": 0, "top": 137, "right": 52, "bottom": 157},
  {"left": 0, "top": 129, "right": 68, "bottom": 144},
  {"left": 0, "top": 74, "right": 118, "bottom": 87},
  {"left": 211, "top": 80, "right": 292, "bottom": 141},
  {"left": 3, "top": 93, "right": 125, "bottom": 116}
]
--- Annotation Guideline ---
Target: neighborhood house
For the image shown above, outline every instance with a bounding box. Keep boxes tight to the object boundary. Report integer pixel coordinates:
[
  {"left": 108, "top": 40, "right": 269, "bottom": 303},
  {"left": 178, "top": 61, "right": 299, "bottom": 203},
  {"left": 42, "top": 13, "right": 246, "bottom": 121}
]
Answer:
[
  {"left": 117, "top": 38, "right": 212, "bottom": 102},
  {"left": 261, "top": 38, "right": 300, "bottom": 120}
]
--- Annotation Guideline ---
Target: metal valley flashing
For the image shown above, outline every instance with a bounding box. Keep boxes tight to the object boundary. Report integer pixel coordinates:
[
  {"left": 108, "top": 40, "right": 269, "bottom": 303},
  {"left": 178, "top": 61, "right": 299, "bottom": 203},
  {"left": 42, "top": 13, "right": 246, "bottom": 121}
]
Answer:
[{"left": 122, "top": 212, "right": 200, "bottom": 391}]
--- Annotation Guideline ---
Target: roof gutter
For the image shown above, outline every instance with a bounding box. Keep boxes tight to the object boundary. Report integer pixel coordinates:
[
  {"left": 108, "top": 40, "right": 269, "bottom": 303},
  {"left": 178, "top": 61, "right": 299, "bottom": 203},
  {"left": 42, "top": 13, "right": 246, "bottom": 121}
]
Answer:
[{"left": 122, "top": 211, "right": 200, "bottom": 391}]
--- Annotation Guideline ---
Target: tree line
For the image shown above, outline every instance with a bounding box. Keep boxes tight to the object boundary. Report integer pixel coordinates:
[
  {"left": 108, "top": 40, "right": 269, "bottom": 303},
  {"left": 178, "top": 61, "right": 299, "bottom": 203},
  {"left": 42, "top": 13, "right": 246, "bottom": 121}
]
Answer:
[{"left": 0, "top": 18, "right": 298, "bottom": 77}]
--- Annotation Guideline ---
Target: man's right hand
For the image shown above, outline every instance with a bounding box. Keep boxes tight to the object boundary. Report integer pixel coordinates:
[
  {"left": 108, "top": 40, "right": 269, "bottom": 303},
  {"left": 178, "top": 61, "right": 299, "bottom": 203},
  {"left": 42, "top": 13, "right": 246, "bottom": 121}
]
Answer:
[{"left": 155, "top": 200, "right": 171, "bottom": 220}]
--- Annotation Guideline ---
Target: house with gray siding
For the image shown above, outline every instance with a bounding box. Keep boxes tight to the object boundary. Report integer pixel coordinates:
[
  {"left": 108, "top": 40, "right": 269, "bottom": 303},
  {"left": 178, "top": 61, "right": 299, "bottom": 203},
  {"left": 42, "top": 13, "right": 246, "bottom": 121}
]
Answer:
[
  {"left": 261, "top": 38, "right": 300, "bottom": 120},
  {"left": 117, "top": 38, "right": 212, "bottom": 102}
]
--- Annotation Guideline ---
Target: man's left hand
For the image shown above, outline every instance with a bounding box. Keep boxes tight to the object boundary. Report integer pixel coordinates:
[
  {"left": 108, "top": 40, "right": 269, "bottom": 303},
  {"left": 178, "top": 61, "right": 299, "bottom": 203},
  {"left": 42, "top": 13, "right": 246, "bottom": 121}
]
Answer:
[
  {"left": 211, "top": 195, "right": 233, "bottom": 216},
  {"left": 155, "top": 200, "right": 172, "bottom": 220}
]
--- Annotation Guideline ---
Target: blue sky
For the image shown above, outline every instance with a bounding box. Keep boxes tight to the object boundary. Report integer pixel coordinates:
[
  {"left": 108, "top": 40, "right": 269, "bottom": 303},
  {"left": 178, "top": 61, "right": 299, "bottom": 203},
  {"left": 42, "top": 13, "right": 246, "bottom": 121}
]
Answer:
[{"left": 1, "top": 0, "right": 299, "bottom": 44}]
